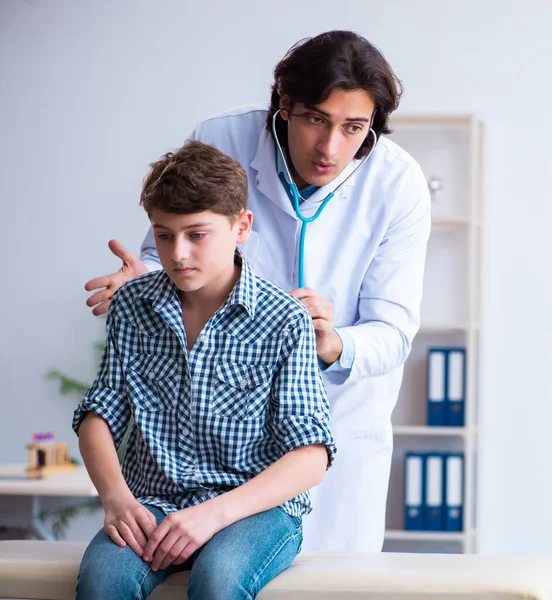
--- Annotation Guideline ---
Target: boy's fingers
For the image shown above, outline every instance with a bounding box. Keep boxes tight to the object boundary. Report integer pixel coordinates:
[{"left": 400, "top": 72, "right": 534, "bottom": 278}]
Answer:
[
  {"left": 105, "top": 525, "right": 126, "bottom": 547},
  {"left": 118, "top": 522, "right": 144, "bottom": 557},
  {"left": 137, "top": 509, "right": 157, "bottom": 538}
]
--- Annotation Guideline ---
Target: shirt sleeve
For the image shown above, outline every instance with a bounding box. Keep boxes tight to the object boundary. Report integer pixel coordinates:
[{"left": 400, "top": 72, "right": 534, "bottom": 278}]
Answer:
[
  {"left": 269, "top": 310, "right": 337, "bottom": 468},
  {"left": 72, "top": 306, "right": 131, "bottom": 448},
  {"left": 318, "top": 327, "right": 356, "bottom": 373}
]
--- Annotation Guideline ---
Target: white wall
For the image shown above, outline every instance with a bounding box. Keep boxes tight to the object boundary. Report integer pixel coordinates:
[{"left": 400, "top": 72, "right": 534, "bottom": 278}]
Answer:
[{"left": 2, "top": 0, "right": 551, "bottom": 554}]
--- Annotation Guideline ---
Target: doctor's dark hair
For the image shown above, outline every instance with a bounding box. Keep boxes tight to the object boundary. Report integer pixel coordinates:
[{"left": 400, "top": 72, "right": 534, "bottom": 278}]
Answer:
[
  {"left": 140, "top": 140, "right": 248, "bottom": 219},
  {"left": 266, "top": 30, "right": 403, "bottom": 158}
]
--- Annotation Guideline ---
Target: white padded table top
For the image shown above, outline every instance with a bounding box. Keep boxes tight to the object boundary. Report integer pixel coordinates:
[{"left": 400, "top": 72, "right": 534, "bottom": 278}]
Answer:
[{"left": 1, "top": 541, "right": 551, "bottom": 600}]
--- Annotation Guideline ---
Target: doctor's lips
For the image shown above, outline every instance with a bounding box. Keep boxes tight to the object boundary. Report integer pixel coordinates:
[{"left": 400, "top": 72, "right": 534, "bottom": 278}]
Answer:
[{"left": 312, "top": 160, "right": 335, "bottom": 175}]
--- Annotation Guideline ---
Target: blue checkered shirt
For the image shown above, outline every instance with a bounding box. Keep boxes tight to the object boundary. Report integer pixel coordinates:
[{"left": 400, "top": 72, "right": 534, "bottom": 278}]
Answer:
[{"left": 73, "top": 252, "right": 336, "bottom": 517}]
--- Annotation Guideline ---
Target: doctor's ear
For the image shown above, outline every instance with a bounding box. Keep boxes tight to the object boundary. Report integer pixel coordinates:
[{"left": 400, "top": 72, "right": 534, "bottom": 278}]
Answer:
[{"left": 279, "top": 95, "right": 290, "bottom": 120}]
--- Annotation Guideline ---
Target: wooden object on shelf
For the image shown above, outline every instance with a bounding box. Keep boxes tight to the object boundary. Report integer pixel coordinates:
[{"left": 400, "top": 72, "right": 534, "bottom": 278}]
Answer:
[{"left": 26, "top": 433, "right": 76, "bottom": 478}]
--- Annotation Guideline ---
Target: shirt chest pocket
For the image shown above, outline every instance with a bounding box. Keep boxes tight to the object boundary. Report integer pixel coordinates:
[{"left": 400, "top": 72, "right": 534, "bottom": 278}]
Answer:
[
  {"left": 212, "top": 362, "right": 272, "bottom": 420},
  {"left": 127, "top": 353, "right": 179, "bottom": 412}
]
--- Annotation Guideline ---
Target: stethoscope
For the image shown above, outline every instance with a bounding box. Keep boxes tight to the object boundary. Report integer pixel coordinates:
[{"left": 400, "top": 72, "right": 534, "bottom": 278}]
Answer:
[{"left": 271, "top": 109, "right": 377, "bottom": 287}]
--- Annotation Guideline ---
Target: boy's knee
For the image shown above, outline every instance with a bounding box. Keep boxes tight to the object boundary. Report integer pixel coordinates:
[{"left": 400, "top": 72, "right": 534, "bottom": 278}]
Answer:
[
  {"left": 76, "top": 532, "right": 159, "bottom": 600},
  {"left": 187, "top": 561, "right": 253, "bottom": 600}
]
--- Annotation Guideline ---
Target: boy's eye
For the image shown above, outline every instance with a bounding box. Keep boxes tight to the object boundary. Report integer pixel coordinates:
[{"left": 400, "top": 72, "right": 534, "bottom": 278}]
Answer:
[{"left": 190, "top": 232, "right": 206, "bottom": 240}]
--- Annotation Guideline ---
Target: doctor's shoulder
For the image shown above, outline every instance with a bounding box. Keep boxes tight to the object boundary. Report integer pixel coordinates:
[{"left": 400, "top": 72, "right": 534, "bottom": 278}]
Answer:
[
  {"left": 369, "top": 136, "right": 429, "bottom": 202},
  {"left": 189, "top": 104, "right": 267, "bottom": 157}
]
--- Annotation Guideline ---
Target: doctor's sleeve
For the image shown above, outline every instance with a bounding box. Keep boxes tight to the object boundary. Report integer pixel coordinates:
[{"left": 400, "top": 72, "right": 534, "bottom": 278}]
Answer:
[
  {"left": 72, "top": 305, "right": 132, "bottom": 449},
  {"left": 139, "top": 227, "right": 162, "bottom": 272},
  {"left": 339, "top": 162, "right": 431, "bottom": 381},
  {"left": 268, "top": 311, "right": 337, "bottom": 468}
]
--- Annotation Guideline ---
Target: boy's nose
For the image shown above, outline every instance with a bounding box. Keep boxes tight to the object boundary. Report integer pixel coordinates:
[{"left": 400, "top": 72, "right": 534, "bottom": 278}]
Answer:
[{"left": 171, "top": 239, "right": 191, "bottom": 263}]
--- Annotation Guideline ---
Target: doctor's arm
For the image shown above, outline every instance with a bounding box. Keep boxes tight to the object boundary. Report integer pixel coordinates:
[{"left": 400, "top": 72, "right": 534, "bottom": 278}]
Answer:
[{"left": 340, "top": 164, "right": 431, "bottom": 380}]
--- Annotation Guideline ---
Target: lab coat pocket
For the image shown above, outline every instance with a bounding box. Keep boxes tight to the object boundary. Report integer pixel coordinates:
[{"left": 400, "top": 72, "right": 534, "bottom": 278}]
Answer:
[
  {"left": 127, "top": 353, "right": 179, "bottom": 412},
  {"left": 213, "top": 362, "right": 272, "bottom": 420}
]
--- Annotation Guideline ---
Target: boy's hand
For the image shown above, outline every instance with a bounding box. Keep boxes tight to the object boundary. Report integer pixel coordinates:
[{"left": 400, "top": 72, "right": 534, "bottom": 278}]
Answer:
[
  {"left": 85, "top": 239, "right": 148, "bottom": 316},
  {"left": 103, "top": 499, "right": 157, "bottom": 557},
  {"left": 143, "top": 501, "right": 224, "bottom": 571},
  {"left": 289, "top": 287, "right": 343, "bottom": 364}
]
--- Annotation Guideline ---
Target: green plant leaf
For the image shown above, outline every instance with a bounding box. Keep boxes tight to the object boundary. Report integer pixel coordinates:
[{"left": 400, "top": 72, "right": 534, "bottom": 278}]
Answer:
[{"left": 46, "top": 370, "right": 89, "bottom": 396}]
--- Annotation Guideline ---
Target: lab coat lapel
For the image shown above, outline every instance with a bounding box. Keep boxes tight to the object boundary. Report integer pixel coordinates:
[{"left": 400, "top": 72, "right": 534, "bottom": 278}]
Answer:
[{"left": 250, "top": 128, "right": 298, "bottom": 220}]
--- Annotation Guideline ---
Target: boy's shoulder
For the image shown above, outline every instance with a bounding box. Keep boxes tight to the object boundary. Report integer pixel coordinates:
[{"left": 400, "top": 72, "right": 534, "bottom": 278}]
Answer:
[
  {"left": 109, "top": 270, "right": 166, "bottom": 318},
  {"left": 251, "top": 271, "right": 312, "bottom": 330}
]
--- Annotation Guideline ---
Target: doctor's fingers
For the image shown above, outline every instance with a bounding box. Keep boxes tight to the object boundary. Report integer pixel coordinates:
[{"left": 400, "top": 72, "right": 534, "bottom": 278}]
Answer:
[
  {"left": 299, "top": 299, "right": 333, "bottom": 317},
  {"left": 312, "top": 317, "right": 334, "bottom": 333},
  {"left": 290, "top": 287, "right": 325, "bottom": 300}
]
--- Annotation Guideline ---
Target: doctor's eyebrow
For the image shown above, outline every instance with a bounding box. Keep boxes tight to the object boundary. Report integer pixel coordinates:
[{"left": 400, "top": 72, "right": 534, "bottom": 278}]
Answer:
[{"left": 302, "top": 104, "right": 371, "bottom": 123}]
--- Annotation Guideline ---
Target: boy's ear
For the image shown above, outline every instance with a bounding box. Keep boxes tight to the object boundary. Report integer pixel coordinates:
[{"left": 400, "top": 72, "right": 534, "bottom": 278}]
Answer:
[{"left": 235, "top": 209, "right": 253, "bottom": 245}]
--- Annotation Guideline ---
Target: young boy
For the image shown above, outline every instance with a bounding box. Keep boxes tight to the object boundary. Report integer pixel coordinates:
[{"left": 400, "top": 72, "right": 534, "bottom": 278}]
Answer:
[{"left": 73, "top": 140, "right": 336, "bottom": 599}]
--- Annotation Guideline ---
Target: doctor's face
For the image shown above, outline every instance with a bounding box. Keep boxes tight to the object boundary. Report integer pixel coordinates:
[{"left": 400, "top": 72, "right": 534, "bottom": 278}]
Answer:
[{"left": 281, "top": 88, "right": 375, "bottom": 190}]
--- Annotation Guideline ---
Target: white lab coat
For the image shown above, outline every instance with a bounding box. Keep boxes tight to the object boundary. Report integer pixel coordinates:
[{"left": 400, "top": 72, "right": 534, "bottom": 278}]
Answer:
[{"left": 140, "top": 105, "right": 431, "bottom": 552}]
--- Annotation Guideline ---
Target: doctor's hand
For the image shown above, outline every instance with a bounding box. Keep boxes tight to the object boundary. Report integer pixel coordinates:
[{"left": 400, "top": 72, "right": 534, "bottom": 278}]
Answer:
[
  {"left": 103, "top": 498, "right": 157, "bottom": 557},
  {"left": 142, "top": 502, "right": 224, "bottom": 571},
  {"left": 85, "top": 240, "right": 148, "bottom": 316},
  {"left": 290, "top": 287, "right": 343, "bottom": 365}
]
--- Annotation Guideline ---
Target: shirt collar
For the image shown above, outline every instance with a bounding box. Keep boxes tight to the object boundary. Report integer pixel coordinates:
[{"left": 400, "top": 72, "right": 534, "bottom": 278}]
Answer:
[
  {"left": 138, "top": 248, "right": 257, "bottom": 319},
  {"left": 221, "top": 248, "right": 257, "bottom": 319},
  {"left": 275, "top": 146, "right": 320, "bottom": 201}
]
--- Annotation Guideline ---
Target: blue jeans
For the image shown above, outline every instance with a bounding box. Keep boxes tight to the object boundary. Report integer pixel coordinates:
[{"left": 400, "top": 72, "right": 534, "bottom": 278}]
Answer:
[{"left": 76, "top": 505, "right": 302, "bottom": 600}]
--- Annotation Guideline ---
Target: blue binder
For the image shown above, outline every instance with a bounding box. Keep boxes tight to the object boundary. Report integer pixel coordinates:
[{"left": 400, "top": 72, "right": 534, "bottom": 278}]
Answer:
[
  {"left": 424, "top": 452, "right": 444, "bottom": 531},
  {"left": 446, "top": 349, "right": 466, "bottom": 426},
  {"left": 427, "top": 349, "right": 446, "bottom": 426},
  {"left": 444, "top": 453, "right": 464, "bottom": 531},
  {"left": 404, "top": 452, "right": 425, "bottom": 530}
]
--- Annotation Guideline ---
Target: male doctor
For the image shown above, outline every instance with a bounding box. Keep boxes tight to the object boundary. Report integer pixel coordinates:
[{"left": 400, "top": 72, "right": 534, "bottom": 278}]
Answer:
[{"left": 85, "top": 30, "right": 431, "bottom": 553}]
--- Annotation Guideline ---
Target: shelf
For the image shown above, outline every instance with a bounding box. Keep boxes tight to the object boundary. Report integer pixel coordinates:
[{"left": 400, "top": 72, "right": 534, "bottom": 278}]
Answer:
[
  {"left": 391, "top": 114, "right": 475, "bottom": 127},
  {"left": 384, "top": 529, "right": 467, "bottom": 542},
  {"left": 392, "top": 426, "right": 471, "bottom": 437},
  {"left": 418, "top": 323, "right": 479, "bottom": 333},
  {"left": 432, "top": 219, "right": 481, "bottom": 228}
]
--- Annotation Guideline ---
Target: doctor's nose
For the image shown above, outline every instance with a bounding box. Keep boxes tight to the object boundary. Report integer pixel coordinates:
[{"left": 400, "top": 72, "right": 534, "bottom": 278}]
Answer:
[{"left": 316, "top": 130, "right": 339, "bottom": 159}]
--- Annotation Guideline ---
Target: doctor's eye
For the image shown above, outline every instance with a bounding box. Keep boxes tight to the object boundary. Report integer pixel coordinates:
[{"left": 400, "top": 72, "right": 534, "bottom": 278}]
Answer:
[
  {"left": 344, "top": 124, "right": 364, "bottom": 134},
  {"left": 306, "top": 114, "right": 325, "bottom": 125},
  {"left": 157, "top": 233, "right": 173, "bottom": 240}
]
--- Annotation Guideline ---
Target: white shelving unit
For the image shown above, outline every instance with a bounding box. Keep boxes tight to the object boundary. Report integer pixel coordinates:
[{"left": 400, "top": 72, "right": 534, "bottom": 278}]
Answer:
[{"left": 383, "top": 114, "right": 484, "bottom": 554}]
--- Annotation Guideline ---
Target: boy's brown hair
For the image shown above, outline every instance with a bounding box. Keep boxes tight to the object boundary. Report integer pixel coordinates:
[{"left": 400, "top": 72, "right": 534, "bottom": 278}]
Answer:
[{"left": 140, "top": 140, "right": 248, "bottom": 219}]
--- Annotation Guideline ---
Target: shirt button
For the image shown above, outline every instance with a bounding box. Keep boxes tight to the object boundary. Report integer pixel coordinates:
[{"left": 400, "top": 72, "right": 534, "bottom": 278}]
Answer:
[
  {"left": 240, "top": 379, "right": 247, "bottom": 388},
  {"left": 256, "top": 177, "right": 260, "bottom": 187},
  {"left": 198, "top": 334, "right": 206, "bottom": 342}
]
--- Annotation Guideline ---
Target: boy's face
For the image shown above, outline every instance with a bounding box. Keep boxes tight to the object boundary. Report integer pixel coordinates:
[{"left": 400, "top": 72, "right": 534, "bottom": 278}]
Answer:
[
  {"left": 150, "top": 209, "right": 252, "bottom": 294},
  {"left": 280, "top": 87, "right": 375, "bottom": 190}
]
